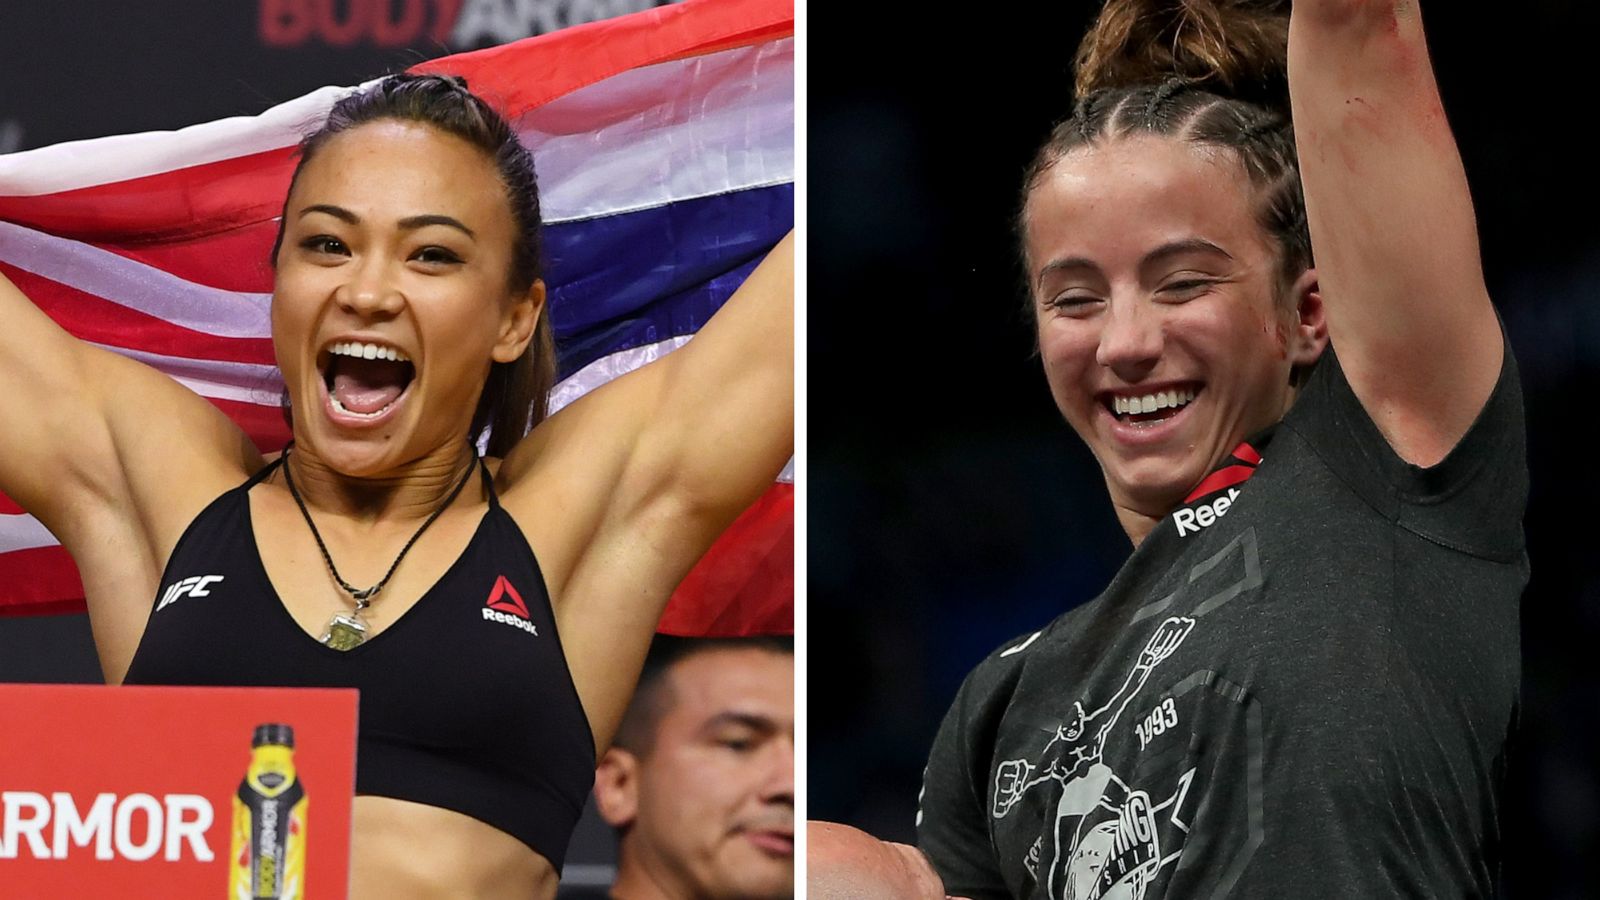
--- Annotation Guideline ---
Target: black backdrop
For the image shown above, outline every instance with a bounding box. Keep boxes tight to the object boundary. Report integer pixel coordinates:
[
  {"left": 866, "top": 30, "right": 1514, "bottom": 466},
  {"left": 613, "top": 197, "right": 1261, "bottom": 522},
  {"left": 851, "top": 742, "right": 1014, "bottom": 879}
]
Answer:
[
  {"left": 0, "top": 0, "right": 672, "bottom": 152},
  {"left": 809, "top": 2, "right": 1600, "bottom": 897}
]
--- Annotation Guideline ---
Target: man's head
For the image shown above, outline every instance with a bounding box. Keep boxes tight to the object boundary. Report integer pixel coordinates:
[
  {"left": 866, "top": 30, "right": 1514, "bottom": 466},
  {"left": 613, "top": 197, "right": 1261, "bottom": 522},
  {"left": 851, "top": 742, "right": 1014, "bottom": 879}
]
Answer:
[{"left": 596, "top": 637, "right": 794, "bottom": 900}]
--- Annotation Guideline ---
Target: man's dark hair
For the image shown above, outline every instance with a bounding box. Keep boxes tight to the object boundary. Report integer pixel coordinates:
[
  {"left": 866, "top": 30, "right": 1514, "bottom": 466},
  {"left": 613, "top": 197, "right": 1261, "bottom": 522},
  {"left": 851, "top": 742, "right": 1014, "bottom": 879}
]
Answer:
[{"left": 612, "top": 635, "right": 794, "bottom": 756}]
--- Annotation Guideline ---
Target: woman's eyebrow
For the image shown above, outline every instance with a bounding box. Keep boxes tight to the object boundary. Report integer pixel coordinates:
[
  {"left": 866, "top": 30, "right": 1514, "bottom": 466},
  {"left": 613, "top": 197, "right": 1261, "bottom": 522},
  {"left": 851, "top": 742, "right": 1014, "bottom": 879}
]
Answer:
[
  {"left": 297, "top": 205, "right": 476, "bottom": 240},
  {"left": 1035, "top": 256, "right": 1101, "bottom": 291},
  {"left": 1140, "top": 238, "right": 1232, "bottom": 270},
  {"left": 299, "top": 203, "right": 358, "bottom": 223},
  {"left": 398, "top": 214, "right": 476, "bottom": 239}
]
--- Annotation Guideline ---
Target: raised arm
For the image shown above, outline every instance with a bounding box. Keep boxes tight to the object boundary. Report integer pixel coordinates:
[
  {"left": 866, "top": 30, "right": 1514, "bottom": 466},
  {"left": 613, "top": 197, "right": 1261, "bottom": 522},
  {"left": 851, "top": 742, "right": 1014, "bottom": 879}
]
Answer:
[
  {"left": 499, "top": 232, "right": 794, "bottom": 746},
  {"left": 1288, "top": 1, "right": 1503, "bottom": 466},
  {"left": 0, "top": 270, "right": 257, "bottom": 679}
]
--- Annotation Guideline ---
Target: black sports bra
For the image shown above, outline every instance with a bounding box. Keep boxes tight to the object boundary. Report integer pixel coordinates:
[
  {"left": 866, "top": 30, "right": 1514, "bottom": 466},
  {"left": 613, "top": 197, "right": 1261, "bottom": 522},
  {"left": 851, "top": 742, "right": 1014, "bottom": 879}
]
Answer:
[{"left": 123, "top": 457, "right": 596, "bottom": 867}]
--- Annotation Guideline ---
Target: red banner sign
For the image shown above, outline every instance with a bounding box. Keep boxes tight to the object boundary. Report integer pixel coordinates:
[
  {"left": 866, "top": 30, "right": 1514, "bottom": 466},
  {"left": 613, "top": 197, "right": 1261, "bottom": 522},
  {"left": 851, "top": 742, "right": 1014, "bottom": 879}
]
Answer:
[{"left": 0, "top": 684, "right": 356, "bottom": 897}]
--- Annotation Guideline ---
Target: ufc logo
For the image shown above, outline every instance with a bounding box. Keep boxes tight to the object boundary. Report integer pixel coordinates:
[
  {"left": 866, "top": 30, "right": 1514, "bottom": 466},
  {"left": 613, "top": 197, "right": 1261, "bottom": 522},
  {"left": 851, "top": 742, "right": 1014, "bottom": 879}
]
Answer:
[{"left": 156, "top": 576, "right": 225, "bottom": 612}]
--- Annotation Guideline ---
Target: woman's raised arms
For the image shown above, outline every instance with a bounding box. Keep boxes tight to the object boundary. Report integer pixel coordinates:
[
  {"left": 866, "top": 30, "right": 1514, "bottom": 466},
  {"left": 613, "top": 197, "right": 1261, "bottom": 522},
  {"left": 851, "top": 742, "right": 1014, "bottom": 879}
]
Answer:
[
  {"left": 0, "top": 270, "right": 258, "bottom": 680},
  {"left": 498, "top": 231, "right": 794, "bottom": 748},
  {"left": 1289, "top": 0, "right": 1504, "bottom": 466}
]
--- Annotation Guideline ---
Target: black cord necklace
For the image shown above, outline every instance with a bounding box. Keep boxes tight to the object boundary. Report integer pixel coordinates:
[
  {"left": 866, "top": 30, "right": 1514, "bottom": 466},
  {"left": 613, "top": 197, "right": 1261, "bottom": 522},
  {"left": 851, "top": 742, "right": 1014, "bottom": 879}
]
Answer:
[{"left": 281, "top": 442, "right": 479, "bottom": 651}]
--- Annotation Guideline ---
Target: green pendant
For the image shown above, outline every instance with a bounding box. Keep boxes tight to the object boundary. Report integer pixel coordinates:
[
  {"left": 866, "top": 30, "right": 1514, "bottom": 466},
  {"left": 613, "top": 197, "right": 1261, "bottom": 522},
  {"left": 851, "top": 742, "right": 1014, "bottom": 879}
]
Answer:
[{"left": 320, "top": 612, "right": 368, "bottom": 651}]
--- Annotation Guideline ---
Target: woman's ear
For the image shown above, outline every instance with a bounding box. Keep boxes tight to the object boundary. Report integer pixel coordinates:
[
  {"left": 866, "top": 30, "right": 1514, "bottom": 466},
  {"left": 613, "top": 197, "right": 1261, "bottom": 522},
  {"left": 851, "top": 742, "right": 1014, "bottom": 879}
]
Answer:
[
  {"left": 1285, "top": 268, "right": 1329, "bottom": 368},
  {"left": 493, "top": 278, "right": 545, "bottom": 364}
]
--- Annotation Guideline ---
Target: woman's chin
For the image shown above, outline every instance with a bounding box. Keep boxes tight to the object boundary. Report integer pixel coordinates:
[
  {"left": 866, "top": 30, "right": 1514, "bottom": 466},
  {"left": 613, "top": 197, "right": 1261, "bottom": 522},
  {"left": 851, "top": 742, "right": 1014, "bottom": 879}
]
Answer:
[{"left": 290, "top": 383, "right": 413, "bottom": 471}]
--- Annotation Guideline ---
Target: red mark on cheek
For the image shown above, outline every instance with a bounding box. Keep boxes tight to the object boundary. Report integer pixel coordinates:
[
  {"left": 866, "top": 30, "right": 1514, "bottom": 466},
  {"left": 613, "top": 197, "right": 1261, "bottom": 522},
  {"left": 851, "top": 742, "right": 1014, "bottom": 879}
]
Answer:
[{"left": 1263, "top": 317, "right": 1290, "bottom": 360}]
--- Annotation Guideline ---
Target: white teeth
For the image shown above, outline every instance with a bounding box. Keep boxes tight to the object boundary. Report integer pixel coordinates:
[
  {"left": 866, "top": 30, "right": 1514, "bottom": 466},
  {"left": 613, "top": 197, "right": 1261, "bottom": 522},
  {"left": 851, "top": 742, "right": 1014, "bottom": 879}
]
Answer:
[
  {"left": 1112, "top": 388, "right": 1198, "bottom": 417},
  {"left": 329, "top": 341, "right": 411, "bottom": 363}
]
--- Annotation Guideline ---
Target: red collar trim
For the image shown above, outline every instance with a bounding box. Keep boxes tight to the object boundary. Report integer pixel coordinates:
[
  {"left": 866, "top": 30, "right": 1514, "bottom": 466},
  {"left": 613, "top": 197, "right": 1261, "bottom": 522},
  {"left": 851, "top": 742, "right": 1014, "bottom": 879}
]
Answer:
[{"left": 1183, "top": 441, "right": 1264, "bottom": 504}]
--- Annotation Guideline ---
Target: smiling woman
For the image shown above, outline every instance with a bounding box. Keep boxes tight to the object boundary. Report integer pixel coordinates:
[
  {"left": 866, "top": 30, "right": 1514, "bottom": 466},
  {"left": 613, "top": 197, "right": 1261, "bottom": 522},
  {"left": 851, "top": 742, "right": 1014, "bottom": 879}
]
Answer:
[
  {"left": 1023, "top": 136, "right": 1319, "bottom": 542},
  {"left": 810, "top": 0, "right": 1526, "bottom": 897},
  {"left": 0, "top": 67, "right": 792, "bottom": 900}
]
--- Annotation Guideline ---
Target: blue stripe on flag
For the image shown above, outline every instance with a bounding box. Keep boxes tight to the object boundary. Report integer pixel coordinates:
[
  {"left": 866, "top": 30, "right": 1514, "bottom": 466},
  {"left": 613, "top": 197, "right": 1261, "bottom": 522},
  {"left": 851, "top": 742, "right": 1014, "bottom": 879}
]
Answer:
[{"left": 545, "top": 183, "right": 794, "bottom": 378}]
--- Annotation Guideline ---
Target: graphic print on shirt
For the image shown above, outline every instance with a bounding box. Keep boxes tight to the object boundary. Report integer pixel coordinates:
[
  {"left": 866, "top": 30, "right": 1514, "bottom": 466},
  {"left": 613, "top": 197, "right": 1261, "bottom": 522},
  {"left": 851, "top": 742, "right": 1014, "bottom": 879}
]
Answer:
[
  {"left": 992, "top": 616, "right": 1195, "bottom": 899},
  {"left": 988, "top": 528, "right": 1266, "bottom": 900}
]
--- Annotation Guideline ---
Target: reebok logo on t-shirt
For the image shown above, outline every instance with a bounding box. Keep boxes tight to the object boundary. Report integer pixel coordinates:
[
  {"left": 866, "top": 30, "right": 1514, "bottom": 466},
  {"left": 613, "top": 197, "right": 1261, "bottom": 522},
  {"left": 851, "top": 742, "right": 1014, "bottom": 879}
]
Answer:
[
  {"left": 1175, "top": 439, "right": 1262, "bottom": 537},
  {"left": 1174, "top": 487, "right": 1242, "bottom": 537}
]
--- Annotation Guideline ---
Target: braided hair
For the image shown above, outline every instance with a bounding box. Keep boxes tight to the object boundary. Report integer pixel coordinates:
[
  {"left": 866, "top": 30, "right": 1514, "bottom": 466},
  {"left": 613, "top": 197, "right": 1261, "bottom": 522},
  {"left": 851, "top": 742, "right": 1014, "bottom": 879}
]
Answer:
[{"left": 1020, "top": 0, "right": 1309, "bottom": 294}]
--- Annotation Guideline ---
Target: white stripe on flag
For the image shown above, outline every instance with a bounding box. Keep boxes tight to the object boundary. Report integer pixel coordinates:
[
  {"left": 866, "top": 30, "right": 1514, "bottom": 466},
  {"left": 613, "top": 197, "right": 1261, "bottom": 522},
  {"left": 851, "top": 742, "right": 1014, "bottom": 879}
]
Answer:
[
  {"left": 0, "top": 84, "right": 366, "bottom": 196},
  {"left": 549, "top": 335, "right": 695, "bottom": 414},
  {"left": 0, "top": 514, "right": 59, "bottom": 553},
  {"left": 0, "top": 221, "right": 272, "bottom": 337},
  {"left": 548, "top": 336, "right": 793, "bottom": 484},
  {"left": 529, "top": 39, "right": 795, "bottom": 223},
  {"left": 87, "top": 343, "right": 283, "bottom": 405},
  {"left": 0, "top": 35, "right": 794, "bottom": 219}
]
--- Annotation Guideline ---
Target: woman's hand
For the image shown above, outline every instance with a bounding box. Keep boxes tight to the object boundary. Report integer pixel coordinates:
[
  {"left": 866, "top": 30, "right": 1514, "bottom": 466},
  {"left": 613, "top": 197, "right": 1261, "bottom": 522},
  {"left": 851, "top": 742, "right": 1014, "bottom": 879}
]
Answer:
[{"left": 808, "top": 821, "right": 957, "bottom": 900}]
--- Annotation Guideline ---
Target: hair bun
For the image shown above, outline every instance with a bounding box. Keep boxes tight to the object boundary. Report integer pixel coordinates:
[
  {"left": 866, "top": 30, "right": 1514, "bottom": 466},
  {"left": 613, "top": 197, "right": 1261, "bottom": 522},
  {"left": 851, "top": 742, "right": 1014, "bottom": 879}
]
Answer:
[{"left": 1074, "top": 0, "right": 1291, "bottom": 110}]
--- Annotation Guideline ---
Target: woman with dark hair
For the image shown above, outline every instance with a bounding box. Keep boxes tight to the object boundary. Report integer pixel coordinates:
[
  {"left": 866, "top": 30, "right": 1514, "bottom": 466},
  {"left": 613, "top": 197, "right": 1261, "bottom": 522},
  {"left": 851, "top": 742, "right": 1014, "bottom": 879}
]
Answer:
[
  {"left": 812, "top": 1, "right": 1522, "bottom": 897},
  {"left": 0, "top": 74, "right": 792, "bottom": 897}
]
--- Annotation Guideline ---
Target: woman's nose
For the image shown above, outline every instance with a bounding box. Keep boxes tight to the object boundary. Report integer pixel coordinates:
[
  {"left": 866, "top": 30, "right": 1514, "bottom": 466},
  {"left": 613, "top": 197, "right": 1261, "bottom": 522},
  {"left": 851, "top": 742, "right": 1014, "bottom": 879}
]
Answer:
[
  {"left": 336, "top": 259, "right": 404, "bottom": 318},
  {"left": 1094, "top": 300, "right": 1163, "bottom": 379}
]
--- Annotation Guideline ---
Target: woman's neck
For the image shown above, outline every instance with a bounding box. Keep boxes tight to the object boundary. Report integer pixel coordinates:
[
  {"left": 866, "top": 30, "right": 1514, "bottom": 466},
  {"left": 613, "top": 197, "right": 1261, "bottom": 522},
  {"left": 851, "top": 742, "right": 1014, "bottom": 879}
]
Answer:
[
  {"left": 1114, "top": 503, "right": 1161, "bottom": 548},
  {"left": 278, "top": 440, "right": 479, "bottom": 525}
]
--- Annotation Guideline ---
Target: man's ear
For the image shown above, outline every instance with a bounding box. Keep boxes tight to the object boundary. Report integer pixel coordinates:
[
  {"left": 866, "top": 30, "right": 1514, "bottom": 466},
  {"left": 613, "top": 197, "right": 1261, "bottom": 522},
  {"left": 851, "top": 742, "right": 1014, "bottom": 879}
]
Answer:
[
  {"left": 493, "top": 278, "right": 545, "bottom": 364},
  {"left": 1285, "top": 267, "right": 1329, "bottom": 368},
  {"left": 594, "top": 747, "right": 640, "bottom": 828}
]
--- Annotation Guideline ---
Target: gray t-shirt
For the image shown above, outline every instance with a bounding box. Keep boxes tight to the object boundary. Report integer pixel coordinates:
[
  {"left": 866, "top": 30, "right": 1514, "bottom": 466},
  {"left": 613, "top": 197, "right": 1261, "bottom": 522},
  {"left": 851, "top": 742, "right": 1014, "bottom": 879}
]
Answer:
[{"left": 918, "top": 339, "right": 1527, "bottom": 899}]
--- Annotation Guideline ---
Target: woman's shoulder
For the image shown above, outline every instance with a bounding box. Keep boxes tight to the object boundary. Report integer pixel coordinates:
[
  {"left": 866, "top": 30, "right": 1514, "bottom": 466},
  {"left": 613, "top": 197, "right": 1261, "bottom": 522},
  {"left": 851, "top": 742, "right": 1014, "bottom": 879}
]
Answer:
[{"left": 1280, "top": 335, "right": 1527, "bottom": 559}]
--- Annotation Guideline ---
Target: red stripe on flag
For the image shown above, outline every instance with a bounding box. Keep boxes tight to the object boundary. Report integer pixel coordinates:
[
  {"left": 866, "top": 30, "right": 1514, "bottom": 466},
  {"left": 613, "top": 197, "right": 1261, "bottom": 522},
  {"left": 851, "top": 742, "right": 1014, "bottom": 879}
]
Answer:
[
  {"left": 1183, "top": 465, "right": 1258, "bottom": 504},
  {"left": 658, "top": 482, "right": 792, "bottom": 637},
  {"left": 0, "top": 546, "right": 86, "bottom": 615},
  {"left": 3, "top": 0, "right": 792, "bottom": 247},
  {"left": 209, "top": 397, "right": 293, "bottom": 454},
  {"left": 95, "top": 220, "right": 280, "bottom": 293},
  {"left": 1, "top": 264, "right": 275, "bottom": 365},
  {"left": 0, "top": 149, "right": 293, "bottom": 242}
]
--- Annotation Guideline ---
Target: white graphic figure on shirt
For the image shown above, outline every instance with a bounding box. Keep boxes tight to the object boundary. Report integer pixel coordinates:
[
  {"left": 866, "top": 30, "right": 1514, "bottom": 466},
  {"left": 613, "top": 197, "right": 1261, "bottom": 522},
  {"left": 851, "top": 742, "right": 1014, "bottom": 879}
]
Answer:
[{"left": 990, "top": 616, "right": 1195, "bottom": 899}]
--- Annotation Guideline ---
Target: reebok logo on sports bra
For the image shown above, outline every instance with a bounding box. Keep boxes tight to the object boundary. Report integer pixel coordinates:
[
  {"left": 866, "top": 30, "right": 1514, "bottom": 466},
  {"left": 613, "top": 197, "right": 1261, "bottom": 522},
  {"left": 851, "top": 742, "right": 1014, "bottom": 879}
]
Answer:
[
  {"left": 481, "top": 575, "right": 538, "bottom": 636},
  {"left": 156, "top": 575, "right": 225, "bottom": 612}
]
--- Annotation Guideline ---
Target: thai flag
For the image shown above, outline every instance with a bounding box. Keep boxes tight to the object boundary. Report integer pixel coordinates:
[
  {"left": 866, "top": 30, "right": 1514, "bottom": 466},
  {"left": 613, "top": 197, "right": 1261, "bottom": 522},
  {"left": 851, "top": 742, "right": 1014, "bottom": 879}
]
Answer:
[{"left": 0, "top": 0, "right": 794, "bottom": 635}]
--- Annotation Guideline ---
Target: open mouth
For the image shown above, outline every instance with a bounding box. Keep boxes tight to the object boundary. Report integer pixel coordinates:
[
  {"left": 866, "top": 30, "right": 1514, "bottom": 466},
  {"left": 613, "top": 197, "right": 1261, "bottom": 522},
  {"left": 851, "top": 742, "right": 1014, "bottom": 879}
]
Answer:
[
  {"left": 320, "top": 340, "right": 416, "bottom": 420},
  {"left": 1105, "top": 385, "right": 1200, "bottom": 427}
]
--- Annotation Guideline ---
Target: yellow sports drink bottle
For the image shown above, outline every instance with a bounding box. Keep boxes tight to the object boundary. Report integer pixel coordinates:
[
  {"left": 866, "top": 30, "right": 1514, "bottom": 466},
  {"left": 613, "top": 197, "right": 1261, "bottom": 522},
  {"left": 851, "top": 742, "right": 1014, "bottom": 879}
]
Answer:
[{"left": 229, "top": 723, "right": 307, "bottom": 899}]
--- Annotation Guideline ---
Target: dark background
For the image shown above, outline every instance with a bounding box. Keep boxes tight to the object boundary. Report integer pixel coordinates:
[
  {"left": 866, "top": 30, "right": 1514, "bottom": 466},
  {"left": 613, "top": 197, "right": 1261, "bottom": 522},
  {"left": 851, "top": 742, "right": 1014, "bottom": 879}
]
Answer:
[
  {"left": 0, "top": 0, "right": 677, "bottom": 891},
  {"left": 809, "top": 2, "right": 1600, "bottom": 897}
]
